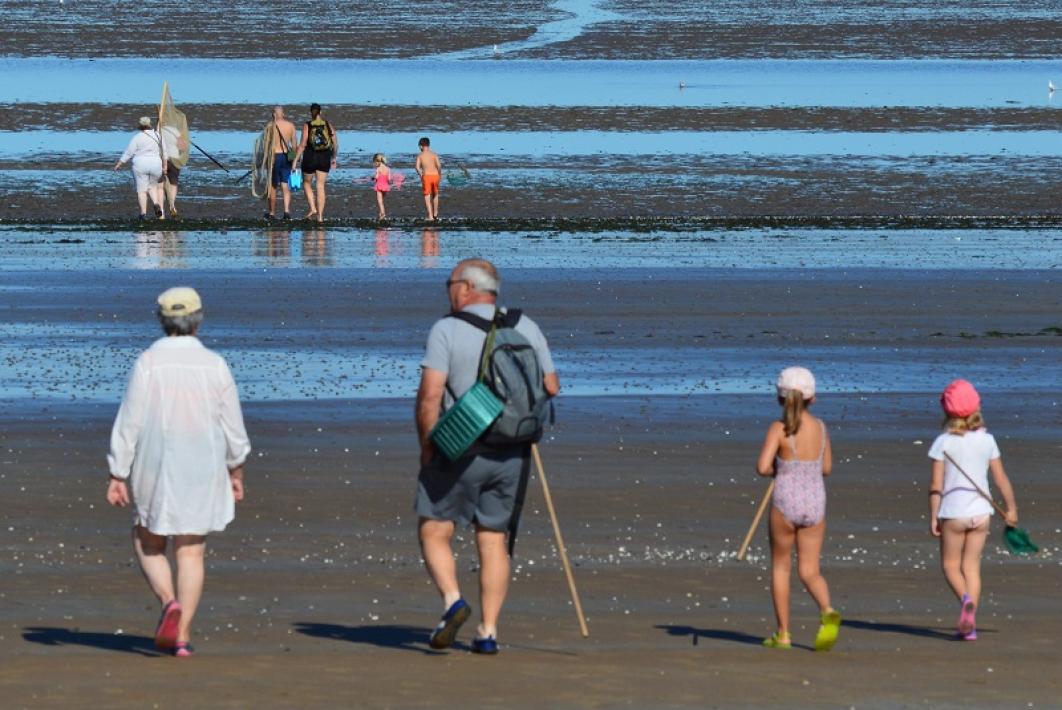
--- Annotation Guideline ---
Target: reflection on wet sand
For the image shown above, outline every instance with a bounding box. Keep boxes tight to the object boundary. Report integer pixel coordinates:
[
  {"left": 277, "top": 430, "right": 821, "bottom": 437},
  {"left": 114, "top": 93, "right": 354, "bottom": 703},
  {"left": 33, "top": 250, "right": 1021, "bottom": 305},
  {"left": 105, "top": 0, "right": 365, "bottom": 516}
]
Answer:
[
  {"left": 375, "top": 228, "right": 439, "bottom": 268},
  {"left": 253, "top": 228, "right": 291, "bottom": 266},
  {"left": 302, "top": 228, "right": 332, "bottom": 266},
  {"left": 420, "top": 228, "right": 439, "bottom": 268},
  {"left": 134, "top": 231, "right": 184, "bottom": 269},
  {"left": 374, "top": 228, "right": 393, "bottom": 267}
]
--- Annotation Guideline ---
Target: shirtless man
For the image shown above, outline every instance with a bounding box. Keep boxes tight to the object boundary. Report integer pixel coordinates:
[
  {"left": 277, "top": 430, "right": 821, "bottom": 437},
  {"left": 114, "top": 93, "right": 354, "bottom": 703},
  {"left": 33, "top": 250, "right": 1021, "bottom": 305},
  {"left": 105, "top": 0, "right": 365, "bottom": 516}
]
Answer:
[
  {"left": 415, "top": 136, "right": 442, "bottom": 221},
  {"left": 267, "top": 106, "right": 297, "bottom": 220}
]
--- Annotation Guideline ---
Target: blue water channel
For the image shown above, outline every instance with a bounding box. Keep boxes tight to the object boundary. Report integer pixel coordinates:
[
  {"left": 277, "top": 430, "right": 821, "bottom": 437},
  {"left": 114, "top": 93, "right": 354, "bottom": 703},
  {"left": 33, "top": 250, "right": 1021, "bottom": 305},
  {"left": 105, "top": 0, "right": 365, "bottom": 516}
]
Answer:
[
  {"left": 3, "top": 58, "right": 1062, "bottom": 108},
  {"left": 1, "top": 227, "right": 1058, "bottom": 403},
  {"left": 6, "top": 130, "right": 1062, "bottom": 161}
]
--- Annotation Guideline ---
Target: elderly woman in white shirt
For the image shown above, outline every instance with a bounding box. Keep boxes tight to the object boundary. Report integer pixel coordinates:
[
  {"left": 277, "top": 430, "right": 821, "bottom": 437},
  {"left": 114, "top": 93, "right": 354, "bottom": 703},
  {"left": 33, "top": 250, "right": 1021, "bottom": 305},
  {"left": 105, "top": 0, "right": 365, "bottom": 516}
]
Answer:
[
  {"left": 113, "top": 116, "right": 166, "bottom": 220},
  {"left": 106, "top": 287, "right": 251, "bottom": 657}
]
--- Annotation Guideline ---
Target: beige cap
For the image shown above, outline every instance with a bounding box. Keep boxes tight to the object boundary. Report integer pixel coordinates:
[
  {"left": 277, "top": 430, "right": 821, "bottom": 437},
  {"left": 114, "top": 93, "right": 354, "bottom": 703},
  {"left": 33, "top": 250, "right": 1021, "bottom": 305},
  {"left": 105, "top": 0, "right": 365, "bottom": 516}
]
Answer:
[
  {"left": 157, "top": 287, "right": 202, "bottom": 317},
  {"left": 138, "top": 116, "right": 152, "bottom": 128},
  {"left": 776, "top": 366, "right": 816, "bottom": 400}
]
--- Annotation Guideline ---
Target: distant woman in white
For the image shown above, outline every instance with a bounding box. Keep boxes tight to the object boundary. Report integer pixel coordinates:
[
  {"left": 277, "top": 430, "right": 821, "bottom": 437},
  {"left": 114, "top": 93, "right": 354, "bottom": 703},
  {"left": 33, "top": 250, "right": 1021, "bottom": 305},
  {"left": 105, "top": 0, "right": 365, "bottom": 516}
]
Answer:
[
  {"left": 106, "top": 287, "right": 251, "bottom": 658},
  {"left": 113, "top": 116, "right": 166, "bottom": 220}
]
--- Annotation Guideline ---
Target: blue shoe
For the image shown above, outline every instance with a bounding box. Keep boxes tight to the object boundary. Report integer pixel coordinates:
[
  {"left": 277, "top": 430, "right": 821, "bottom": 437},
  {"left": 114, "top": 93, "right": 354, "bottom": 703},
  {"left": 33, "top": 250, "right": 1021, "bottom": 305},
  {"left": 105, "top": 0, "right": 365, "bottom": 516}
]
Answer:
[
  {"left": 471, "top": 636, "right": 499, "bottom": 655},
  {"left": 429, "top": 599, "right": 471, "bottom": 649}
]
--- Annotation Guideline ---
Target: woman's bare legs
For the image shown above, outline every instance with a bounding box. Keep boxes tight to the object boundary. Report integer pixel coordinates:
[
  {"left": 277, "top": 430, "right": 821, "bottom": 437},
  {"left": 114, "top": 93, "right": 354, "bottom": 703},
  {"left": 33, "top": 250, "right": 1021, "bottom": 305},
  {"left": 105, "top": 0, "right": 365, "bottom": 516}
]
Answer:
[
  {"left": 133, "top": 526, "right": 175, "bottom": 605},
  {"left": 315, "top": 172, "right": 328, "bottom": 221},
  {"left": 136, "top": 191, "right": 150, "bottom": 217},
  {"left": 173, "top": 535, "right": 207, "bottom": 643},
  {"left": 303, "top": 173, "right": 317, "bottom": 218}
]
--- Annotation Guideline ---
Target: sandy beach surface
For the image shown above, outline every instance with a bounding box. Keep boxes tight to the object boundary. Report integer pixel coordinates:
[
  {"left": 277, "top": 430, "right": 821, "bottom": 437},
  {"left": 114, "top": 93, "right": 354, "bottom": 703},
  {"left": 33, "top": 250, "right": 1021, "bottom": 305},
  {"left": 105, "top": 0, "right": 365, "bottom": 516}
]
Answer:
[{"left": 2, "top": 248, "right": 1060, "bottom": 708}]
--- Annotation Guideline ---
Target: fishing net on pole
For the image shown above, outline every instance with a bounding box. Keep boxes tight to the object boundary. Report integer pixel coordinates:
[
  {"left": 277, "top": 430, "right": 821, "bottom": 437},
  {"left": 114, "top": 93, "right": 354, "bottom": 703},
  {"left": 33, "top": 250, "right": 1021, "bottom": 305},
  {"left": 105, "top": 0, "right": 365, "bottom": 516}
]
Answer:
[
  {"left": 446, "top": 163, "right": 472, "bottom": 186},
  {"left": 251, "top": 122, "right": 275, "bottom": 199},
  {"left": 158, "top": 83, "right": 190, "bottom": 168}
]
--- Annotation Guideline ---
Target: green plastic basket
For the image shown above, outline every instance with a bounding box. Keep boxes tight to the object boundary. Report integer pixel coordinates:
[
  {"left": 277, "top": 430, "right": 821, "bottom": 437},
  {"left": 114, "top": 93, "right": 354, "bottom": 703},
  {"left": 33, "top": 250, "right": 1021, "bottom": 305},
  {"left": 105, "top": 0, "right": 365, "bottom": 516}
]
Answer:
[{"left": 430, "top": 381, "right": 504, "bottom": 461}]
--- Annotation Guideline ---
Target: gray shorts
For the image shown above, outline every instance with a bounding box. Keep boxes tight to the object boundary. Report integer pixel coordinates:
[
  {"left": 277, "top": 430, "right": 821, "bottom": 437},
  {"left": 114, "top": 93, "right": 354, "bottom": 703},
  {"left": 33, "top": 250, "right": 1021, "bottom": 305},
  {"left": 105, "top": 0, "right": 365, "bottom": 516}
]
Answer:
[{"left": 415, "top": 450, "right": 527, "bottom": 531}]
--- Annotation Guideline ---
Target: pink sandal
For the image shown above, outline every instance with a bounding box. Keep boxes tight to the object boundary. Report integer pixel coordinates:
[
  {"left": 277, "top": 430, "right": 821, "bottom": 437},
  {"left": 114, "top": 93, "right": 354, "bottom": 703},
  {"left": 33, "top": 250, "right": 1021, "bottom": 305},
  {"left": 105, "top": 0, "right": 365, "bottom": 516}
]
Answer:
[
  {"left": 174, "top": 642, "right": 195, "bottom": 657},
  {"left": 154, "top": 600, "right": 182, "bottom": 649}
]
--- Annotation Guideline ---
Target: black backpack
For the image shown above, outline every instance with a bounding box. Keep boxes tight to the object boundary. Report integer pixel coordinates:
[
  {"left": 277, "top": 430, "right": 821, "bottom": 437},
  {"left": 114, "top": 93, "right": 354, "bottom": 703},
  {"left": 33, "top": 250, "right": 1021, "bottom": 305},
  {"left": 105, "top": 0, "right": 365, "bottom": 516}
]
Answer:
[
  {"left": 448, "top": 309, "right": 551, "bottom": 447},
  {"left": 307, "top": 119, "right": 333, "bottom": 152}
]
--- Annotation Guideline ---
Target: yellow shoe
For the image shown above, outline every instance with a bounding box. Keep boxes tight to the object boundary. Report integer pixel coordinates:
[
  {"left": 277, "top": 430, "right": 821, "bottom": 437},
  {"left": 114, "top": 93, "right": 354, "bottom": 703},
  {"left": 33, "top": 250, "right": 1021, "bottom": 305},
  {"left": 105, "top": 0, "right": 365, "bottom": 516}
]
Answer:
[
  {"left": 762, "top": 632, "right": 792, "bottom": 649},
  {"left": 815, "top": 609, "right": 842, "bottom": 652}
]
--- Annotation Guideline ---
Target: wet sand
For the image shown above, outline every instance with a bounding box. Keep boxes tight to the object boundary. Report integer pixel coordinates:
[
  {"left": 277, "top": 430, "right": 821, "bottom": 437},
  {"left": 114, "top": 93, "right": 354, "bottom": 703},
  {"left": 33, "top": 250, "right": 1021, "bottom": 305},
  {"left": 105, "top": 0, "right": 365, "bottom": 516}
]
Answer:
[
  {"left": 1, "top": 261, "right": 1060, "bottom": 707},
  {"left": 10, "top": 104, "right": 1062, "bottom": 134},
  {"left": 6, "top": 0, "right": 1062, "bottom": 60},
  {"left": 5, "top": 154, "right": 1062, "bottom": 221}
]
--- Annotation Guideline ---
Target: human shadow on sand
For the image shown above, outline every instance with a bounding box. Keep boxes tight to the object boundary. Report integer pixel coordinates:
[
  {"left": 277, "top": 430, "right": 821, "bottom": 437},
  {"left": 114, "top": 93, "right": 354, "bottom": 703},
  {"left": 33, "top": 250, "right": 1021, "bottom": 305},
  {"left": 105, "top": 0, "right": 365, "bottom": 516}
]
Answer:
[
  {"left": 655, "top": 624, "right": 769, "bottom": 648},
  {"left": 293, "top": 622, "right": 454, "bottom": 655},
  {"left": 842, "top": 618, "right": 980, "bottom": 641},
  {"left": 22, "top": 627, "right": 163, "bottom": 656}
]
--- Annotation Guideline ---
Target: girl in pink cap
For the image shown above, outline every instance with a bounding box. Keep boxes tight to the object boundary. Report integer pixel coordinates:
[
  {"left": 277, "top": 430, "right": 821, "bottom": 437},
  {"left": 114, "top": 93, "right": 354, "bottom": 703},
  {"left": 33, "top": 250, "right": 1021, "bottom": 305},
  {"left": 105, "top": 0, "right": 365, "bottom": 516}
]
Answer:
[
  {"left": 756, "top": 366, "right": 841, "bottom": 651},
  {"left": 928, "top": 379, "right": 1018, "bottom": 641}
]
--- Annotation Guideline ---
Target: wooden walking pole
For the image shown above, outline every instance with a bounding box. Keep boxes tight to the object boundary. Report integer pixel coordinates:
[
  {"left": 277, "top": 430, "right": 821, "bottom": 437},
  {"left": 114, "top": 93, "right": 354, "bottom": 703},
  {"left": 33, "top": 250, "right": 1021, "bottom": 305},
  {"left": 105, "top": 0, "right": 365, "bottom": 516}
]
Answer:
[
  {"left": 531, "top": 444, "right": 589, "bottom": 638},
  {"left": 736, "top": 480, "right": 775, "bottom": 561}
]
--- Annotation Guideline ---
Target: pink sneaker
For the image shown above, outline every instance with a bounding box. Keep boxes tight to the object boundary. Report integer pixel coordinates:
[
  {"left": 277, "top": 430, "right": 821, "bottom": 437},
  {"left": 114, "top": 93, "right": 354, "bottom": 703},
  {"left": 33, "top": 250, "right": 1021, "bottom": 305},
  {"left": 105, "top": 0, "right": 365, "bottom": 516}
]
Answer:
[
  {"left": 957, "top": 595, "right": 976, "bottom": 637},
  {"left": 154, "top": 600, "right": 182, "bottom": 650},
  {"left": 173, "top": 642, "right": 195, "bottom": 657}
]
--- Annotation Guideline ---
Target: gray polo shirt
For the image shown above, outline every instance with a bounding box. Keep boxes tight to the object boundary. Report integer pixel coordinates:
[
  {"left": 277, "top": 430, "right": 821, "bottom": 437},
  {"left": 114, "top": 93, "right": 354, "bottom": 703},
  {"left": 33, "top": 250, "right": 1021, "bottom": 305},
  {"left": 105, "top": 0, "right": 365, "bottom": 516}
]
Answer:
[{"left": 421, "top": 303, "right": 555, "bottom": 410}]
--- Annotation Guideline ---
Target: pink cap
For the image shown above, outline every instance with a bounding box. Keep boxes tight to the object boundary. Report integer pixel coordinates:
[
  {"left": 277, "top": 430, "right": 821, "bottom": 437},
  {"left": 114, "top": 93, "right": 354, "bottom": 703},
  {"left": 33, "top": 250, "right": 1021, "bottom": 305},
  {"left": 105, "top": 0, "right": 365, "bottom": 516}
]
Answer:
[
  {"left": 776, "top": 366, "right": 816, "bottom": 400},
  {"left": 941, "top": 379, "right": 980, "bottom": 418}
]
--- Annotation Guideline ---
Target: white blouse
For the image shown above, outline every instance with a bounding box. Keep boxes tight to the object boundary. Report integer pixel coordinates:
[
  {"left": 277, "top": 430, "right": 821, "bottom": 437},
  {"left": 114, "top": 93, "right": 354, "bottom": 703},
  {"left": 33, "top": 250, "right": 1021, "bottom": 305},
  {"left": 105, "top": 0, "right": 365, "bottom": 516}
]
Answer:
[
  {"left": 119, "top": 130, "right": 164, "bottom": 165},
  {"left": 108, "top": 336, "right": 251, "bottom": 535}
]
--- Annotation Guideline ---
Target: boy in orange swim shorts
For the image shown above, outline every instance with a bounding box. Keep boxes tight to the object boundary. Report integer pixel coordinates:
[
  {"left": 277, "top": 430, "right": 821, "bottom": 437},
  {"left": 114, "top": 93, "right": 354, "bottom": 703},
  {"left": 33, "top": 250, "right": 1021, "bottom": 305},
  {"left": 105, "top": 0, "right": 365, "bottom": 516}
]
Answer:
[{"left": 416, "top": 136, "right": 442, "bottom": 221}]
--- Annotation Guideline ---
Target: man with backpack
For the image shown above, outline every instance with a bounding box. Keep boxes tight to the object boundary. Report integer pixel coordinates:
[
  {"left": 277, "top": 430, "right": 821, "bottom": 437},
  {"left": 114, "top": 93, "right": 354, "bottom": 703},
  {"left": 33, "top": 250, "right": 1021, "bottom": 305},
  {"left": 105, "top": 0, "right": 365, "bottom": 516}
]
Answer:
[
  {"left": 414, "top": 258, "right": 560, "bottom": 654},
  {"left": 294, "top": 102, "right": 337, "bottom": 222}
]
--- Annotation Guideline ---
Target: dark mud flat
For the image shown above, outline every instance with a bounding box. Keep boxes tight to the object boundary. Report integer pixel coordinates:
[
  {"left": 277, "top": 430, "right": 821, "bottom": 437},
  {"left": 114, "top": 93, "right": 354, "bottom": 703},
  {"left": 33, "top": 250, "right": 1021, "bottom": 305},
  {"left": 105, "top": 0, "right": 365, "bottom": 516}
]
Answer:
[
  {"left": 6, "top": 0, "right": 1062, "bottom": 60},
  {"left": 0, "top": 0, "right": 554, "bottom": 60},
  {"left": 7, "top": 154, "right": 1062, "bottom": 221},
  {"left": 526, "top": 16, "right": 1062, "bottom": 60},
  {"left": 11, "top": 104, "right": 1062, "bottom": 134}
]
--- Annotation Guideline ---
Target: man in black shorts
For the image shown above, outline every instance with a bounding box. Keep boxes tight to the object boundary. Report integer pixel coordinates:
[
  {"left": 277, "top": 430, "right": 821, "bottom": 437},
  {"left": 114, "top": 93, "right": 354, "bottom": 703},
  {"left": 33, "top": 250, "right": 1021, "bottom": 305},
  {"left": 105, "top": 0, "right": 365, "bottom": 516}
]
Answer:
[
  {"left": 294, "top": 103, "right": 337, "bottom": 223},
  {"left": 160, "top": 124, "right": 185, "bottom": 218}
]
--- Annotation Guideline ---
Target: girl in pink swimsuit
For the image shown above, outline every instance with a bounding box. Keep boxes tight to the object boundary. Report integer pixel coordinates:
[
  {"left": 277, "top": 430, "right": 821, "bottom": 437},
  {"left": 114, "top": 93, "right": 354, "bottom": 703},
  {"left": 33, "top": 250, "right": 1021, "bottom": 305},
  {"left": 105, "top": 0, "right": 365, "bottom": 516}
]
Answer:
[
  {"left": 372, "top": 153, "right": 391, "bottom": 220},
  {"left": 756, "top": 366, "right": 841, "bottom": 651}
]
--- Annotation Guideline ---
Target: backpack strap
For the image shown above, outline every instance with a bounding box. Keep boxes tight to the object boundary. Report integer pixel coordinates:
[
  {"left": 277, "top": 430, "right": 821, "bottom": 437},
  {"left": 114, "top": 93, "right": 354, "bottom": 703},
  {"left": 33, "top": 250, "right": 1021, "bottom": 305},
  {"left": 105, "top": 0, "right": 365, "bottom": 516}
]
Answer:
[
  {"left": 274, "top": 124, "right": 291, "bottom": 153},
  {"left": 446, "top": 310, "right": 494, "bottom": 332},
  {"left": 444, "top": 307, "right": 526, "bottom": 381},
  {"left": 446, "top": 308, "right": 523, "bottom": 329}
]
